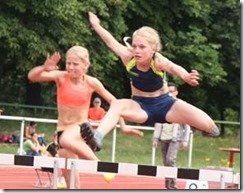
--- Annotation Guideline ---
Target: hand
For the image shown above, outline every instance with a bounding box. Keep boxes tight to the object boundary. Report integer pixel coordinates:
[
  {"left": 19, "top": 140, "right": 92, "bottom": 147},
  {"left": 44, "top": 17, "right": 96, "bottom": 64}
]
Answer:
[
  {"left": 43, "top": 52, "right": 61, "bottom": 71},
  {"left": 121, "top": 128, "right": 144, "bottom": 137},
  {"left": 184, "top": 70, "right": 200, "bottom": 86},
  {"left": 181, "top": 142, "right": 188, "bottom": 149},
  {"left": 88, "top": 11, "right": 100, "bottom": 28},
  {"left": 152, "top": 141, "right": 158, "bottom": 148}
]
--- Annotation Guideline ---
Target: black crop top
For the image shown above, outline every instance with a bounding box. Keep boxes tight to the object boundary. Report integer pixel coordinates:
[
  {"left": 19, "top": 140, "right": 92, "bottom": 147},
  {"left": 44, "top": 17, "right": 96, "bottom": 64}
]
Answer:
[{"left": 126, "top": 58, "right": 165, "bottom": 92}]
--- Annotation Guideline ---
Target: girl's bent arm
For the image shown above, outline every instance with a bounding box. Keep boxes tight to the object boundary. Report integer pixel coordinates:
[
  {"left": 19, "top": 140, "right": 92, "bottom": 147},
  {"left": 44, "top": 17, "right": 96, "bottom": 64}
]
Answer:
[
  {"left": 28, "top": 52, "right": 61, "bottom": 82},
  {"left": 155, "top": 53, "right": 199, "bottom": 86}
]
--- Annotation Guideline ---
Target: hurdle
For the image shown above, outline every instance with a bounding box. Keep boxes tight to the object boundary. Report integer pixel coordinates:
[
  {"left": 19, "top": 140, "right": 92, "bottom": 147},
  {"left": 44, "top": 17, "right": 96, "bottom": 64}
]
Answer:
[
  {"left": 0, "top": 153, "right": 65, "bottom": 189},
  {"left": 67, "top": 159, "right": 235, "bottom": 189}
]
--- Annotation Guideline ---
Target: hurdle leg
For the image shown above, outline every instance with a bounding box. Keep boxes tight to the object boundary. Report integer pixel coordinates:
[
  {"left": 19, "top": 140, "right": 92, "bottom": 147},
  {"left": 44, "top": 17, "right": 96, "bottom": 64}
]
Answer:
[
  {"left": 52, "top": 160, "right": 59, "bottom": 189},
  {"left": 220, "top": 173, "right": 225, "bottom": 189},
  {"left": 47, "top": 172, "right": 52, "bottom": 187},
  {"left": 69, "top": 161, "right": 76, "bottom": 189},
  {"left": 35, "top": 169, "right": 43, "bottom": 187},
  {"left": 237, "top": 173, "right": 240, "bottom": 189}
]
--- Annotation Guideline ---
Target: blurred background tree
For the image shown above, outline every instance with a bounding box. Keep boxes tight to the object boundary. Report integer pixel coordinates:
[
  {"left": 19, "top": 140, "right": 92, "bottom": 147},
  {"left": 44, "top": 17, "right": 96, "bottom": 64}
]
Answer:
[{"left": 0, "top": 0, "right": 240, "bottom": 135}]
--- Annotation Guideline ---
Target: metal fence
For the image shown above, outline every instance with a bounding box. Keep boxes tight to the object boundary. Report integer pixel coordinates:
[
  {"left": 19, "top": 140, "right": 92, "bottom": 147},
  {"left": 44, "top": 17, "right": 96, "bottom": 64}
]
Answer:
[{"left": 0, "top": 115, "right": 240, "bottom": 168}]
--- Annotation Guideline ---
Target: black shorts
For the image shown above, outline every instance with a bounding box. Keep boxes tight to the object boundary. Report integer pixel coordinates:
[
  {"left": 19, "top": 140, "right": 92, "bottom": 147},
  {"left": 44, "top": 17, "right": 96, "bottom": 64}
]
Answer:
[
  {"left": 57, "top": 130, "right": 64, "bottom": 149},
  {"left": 132, "top": 93, "right": 176, "bottom": 126}
]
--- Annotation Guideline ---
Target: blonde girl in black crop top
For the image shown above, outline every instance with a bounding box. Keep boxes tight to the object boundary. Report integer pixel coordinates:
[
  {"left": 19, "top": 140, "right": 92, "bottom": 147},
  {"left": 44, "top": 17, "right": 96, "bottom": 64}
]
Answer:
[{"left": 88, "top": 12, "right": 220, "bottom": 147}]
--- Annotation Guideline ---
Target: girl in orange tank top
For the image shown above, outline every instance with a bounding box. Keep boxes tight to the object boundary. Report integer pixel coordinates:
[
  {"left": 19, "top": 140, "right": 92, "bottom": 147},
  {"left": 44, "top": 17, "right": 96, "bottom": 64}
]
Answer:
[{"left": 57, "top": 74, "right": 92, "bottom": 109}]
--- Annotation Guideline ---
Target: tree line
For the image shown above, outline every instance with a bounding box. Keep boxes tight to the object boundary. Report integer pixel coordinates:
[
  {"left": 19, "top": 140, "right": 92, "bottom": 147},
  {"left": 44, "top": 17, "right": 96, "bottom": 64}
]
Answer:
[{"left": 0, "top": 1, "right": 240, "bottom": 131}]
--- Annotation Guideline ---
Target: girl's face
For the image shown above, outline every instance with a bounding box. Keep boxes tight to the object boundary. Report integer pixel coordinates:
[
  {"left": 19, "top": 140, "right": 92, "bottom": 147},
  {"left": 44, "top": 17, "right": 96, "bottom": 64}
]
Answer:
[
  {"left": 132, "top": 35, "right": 155, "bottom": 65},
  {"left": 66, "top": 54, "right": 89, "bottom": 78}
]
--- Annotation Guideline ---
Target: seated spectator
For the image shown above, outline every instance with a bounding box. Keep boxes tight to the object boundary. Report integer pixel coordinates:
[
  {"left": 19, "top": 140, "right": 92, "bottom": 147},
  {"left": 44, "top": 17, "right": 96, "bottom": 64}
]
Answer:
[
  {"left": 0, "top": 109, "right": 4, "bottom": 115},
  {"left": 25, "top": 121, "right": 47, "bottom": 147},
  {"left": 23, "top": 133, "right": 44, "bottom": 156}
]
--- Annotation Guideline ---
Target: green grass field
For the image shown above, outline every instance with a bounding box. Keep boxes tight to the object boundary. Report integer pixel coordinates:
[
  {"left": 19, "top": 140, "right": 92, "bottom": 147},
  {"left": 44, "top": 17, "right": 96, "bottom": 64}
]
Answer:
[{"left": 0, "top": 120, "right": 240, "bottom": 173}]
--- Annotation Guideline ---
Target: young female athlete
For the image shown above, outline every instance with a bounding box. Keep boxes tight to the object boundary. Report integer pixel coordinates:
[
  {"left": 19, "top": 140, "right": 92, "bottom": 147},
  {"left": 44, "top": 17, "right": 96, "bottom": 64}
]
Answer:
[
  {"left": 84, "top": 11, "right": 220, "bottom": 150},
  {"left": 28, "top": 45, "right": 143, "bottom": 188}
]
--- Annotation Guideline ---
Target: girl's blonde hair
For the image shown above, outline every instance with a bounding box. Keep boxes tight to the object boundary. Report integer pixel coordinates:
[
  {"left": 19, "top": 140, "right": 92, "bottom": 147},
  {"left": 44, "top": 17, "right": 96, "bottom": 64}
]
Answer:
[
  {"left": 132, "top": 26, "right": 162, "bottom": 52},
  {"left": 66, "top": 45, "right": 90, "bottom": 64}
]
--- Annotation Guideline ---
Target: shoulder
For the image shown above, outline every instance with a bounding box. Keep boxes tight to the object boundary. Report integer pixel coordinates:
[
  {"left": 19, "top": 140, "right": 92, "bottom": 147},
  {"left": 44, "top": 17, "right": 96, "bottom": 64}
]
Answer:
[
  {"left": 154, "top": 53, "right": 172, "bottom": 71},
  {"left": 57, "top": 71, "right": 68, "bottom": 84},
  {"left": 121, "top": 52, "right": 134, "bottom": 65},
  {"left": 86, "top": 75, "right": 104, "bottom": 89}
]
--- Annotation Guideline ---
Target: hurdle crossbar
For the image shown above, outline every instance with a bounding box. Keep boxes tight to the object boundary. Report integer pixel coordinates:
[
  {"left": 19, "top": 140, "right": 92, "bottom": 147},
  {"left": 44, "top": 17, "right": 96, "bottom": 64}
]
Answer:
[
  {"left": 67, "top": 159, "right": 234, "bottom": 189},
  {"left": 0, "top": 154, "right": 236, "bottom": 189},
  {"left": 0, "top": 153, "right": 65, "bottom": 189}
]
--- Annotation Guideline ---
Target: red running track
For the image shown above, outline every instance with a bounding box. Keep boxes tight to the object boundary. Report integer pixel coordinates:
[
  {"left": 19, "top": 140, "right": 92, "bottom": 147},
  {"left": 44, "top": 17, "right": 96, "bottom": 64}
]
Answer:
[{"left": 0, "top": 165, "right": 238, "bottom": 190}]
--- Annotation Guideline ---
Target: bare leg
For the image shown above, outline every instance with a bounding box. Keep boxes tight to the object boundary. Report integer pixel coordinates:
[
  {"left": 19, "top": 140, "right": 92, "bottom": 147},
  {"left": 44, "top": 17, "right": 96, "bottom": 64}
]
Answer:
[
  {"left": 96, "top": 99, "right": 148, "bottom": 136},
  {"left": 57, "top": 126, "right": 100, "bottom": 189},
  {"left": 59, "top": 149, "right": 80, "bottom": 189},
  {"left": 59, "top": 125, "right": 100, "bottom": 160},
  {"left": 79, "top": 99, "right": 147, "bottom": 150},
  {"left": 166, "top": 100, "right": 219, "bottom": 136}
]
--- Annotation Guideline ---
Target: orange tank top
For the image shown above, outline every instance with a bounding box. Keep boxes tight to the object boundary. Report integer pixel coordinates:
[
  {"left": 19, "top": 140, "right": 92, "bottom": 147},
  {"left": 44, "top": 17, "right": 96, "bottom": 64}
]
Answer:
[{"left": 57, "top": 74, "right": 92, "bottom": 108}]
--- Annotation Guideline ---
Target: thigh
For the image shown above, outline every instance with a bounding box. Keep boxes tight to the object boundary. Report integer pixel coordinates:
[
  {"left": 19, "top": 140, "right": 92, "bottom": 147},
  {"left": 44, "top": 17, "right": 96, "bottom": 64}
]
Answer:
[
  {"left": 166, "top": 100, "right": 214, "bottom": 129},
  {"left": 59, "top": 148, "right": 78, "bottom": 159},
  {"left": 59, "top": 125, "right": 82, "bottom": 147},
  {"left": 58, "top": 126, "right": 98, "bottom": 160},
  {"left": 119, "top": 99, "right": 148, "bottom": 124}
]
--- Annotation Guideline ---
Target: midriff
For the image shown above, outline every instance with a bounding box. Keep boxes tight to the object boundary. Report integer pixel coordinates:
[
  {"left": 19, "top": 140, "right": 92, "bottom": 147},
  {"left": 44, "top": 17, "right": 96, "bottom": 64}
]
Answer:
[
  {"left": 131, "top": 84, "right": 169, "bottom": 97},
  {"left": 57, "top": 104, "right": 89, "bottom": 131}
]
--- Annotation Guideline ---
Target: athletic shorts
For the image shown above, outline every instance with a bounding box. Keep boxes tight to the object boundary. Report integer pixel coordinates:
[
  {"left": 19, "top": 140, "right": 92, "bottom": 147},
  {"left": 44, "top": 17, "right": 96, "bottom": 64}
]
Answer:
[
  {"left": 57, "top": 130, "right": 64, "bottom": 149},
  {"left": 132, "top": 93, "right": 176, "bottom": 126}
]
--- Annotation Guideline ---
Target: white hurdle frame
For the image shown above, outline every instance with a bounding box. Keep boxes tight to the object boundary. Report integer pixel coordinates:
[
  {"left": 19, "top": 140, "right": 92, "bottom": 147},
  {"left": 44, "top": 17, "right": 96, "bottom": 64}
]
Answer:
[
  {"left": 0, "top": 154, "right": 237, "bottom": 189},
  {"left": 0, "top": 153, "right": 65, "bottom": 189},
  {"left": 67, "top": 159, "right": 235, "bottom": 189}
]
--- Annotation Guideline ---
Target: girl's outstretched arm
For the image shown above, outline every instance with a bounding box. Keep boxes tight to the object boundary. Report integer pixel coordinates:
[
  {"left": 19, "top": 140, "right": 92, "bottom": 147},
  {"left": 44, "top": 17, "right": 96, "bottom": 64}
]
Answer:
[{"left": 88, "top": 12, "right": 131, "bottom": 64}]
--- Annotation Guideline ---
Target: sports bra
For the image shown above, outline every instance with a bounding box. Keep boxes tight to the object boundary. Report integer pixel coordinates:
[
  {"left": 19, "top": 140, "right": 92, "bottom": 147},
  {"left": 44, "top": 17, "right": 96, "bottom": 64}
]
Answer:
[
  {"left": 125, "top": 58, "right": 166, "bottom": 92},
  {"left": 57, "top": 74, "right": 92, "bottom": 108}
]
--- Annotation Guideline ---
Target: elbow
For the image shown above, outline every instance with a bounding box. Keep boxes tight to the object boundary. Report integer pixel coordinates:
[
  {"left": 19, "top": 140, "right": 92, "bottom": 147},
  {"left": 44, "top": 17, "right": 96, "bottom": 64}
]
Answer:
[
  {"left": 28, "top": 72, "right": 36, "bottom": 82},
  {"left": 27, "top": 72, "right": 33, "bottom": 81}
]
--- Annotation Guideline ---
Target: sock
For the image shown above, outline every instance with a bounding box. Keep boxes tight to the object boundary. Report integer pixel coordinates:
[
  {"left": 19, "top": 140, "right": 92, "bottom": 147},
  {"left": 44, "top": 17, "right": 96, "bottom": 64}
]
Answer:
[
  {"left": 211, "top": 127, "right": 220, "bottom": 136},
  {"left": 205, "top": 127, "right": 220, "bottom": 137},
  {"left": 59, "top": 176, "right": 65, "bottom": 183},
  {"left": 95, "top": 130, "right": 104, "bottom": 140}
]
